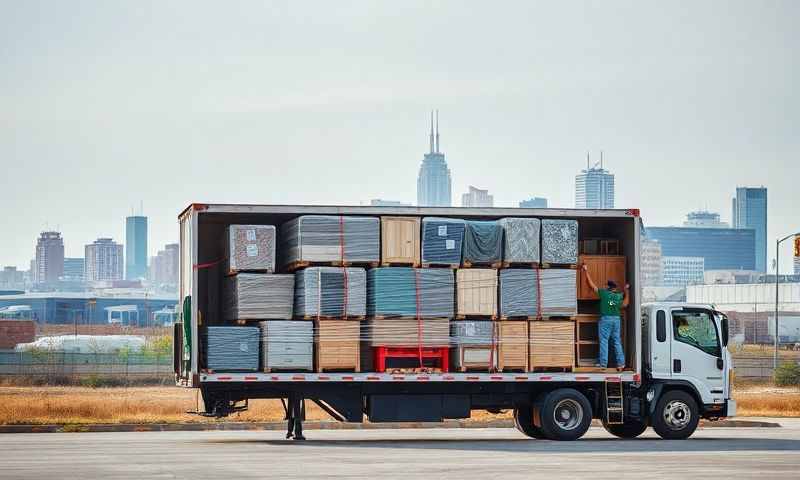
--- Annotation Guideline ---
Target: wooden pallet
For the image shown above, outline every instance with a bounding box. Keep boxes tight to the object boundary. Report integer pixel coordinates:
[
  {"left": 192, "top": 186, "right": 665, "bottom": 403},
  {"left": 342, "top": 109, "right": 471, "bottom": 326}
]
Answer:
[
  {"left": 499, "top": 315, "right": 536, "bottom": 321},
  {"left": 263, "top": 367, "right": 313, "bottom": 373},
  {"left": 284, "top": 260, "right": 379, "bottom": 273},
  {"left": 455, "top": 314, "right": 498, "bottom": 320},
  {"left": 421, "top": 263, "right": 459, "bottom": 269},
  {"left": 539, "top": 263, "right": 578, "bottom": 269},
  {"left": 461, "top": 260, "right": 502, "bottom": 269},
  {"left": 452, "top": 345, "right": 496, "bottom": 372},
  {"left": 531, "top": 366, "right": 573, "bottom": 372},
  {"left": 379, "top": 261, "right": 420, "bottom": 268},
  {"left": 540, "top": 315, "right": 577, "bottom": 321},
  {"left": 300, "top": 315, "right": 365, "bottom": 321},
  {"left": 500, "top": 262, "right": 541, "bottom": 269}
]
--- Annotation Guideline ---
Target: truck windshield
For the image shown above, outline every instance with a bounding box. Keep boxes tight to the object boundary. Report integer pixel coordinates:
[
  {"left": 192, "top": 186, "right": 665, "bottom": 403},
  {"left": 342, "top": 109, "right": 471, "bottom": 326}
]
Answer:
[{"left": 672, "top": 310, "right": 721, "bottom": 357}]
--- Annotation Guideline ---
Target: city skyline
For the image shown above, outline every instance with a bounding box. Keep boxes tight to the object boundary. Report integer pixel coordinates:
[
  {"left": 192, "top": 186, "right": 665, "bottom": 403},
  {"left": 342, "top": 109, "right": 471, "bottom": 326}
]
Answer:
[{"left": 1, "top": 2, "right": 798, "bottom": 272}]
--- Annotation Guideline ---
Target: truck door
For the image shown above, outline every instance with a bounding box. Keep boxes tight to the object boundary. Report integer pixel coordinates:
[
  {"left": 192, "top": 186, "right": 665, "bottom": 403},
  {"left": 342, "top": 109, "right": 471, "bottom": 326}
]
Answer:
[
  {"left": 649, "top": 308, "right": 672, "bottom": 378},
  {"left": 669, "top": 308, "right": 724, "bottom": 404}
]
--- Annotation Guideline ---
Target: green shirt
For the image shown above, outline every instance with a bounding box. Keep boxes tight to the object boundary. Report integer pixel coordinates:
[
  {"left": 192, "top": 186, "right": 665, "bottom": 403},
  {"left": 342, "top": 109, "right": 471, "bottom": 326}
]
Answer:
[{"left": 598, "top": 288, "right": 624, "bottom": 316}]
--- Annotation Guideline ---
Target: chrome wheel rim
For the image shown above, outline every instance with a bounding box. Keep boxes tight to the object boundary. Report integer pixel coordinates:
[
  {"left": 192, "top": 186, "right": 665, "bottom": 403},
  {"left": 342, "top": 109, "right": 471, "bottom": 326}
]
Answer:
[
  {"left": 553, "top": 399, "right": 583, "bottom": 431},
  {"left": 663, "top": 400, "right": 691, "bottom": 430}
]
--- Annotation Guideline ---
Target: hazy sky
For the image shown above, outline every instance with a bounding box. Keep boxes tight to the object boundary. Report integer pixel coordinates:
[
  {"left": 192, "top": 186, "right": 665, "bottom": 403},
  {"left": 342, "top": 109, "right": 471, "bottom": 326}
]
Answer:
[{"left": 1, "top": 1, "right": 798, "bottom": 271}]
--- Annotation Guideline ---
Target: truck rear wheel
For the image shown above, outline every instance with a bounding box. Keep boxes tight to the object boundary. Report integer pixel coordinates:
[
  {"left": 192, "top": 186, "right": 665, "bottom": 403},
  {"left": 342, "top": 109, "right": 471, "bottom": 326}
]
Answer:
[
  {"left": 651, "top": 390, "right": 699, "bottom": 440},
  {"left": 513, "top": 407, "right": 547, "bottom": 439},
  {"left": 602, "top": 420, "right": 648, "bottom": 439},
  {"left": 535, "top": 389, "right": 592, "bottom": 441}
]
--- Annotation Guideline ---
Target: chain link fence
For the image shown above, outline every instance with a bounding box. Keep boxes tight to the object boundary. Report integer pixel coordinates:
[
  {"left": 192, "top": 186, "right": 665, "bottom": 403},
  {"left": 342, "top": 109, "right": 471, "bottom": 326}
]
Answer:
[{"left": 0, "top": 351, "right": 172, "bottom": 381}]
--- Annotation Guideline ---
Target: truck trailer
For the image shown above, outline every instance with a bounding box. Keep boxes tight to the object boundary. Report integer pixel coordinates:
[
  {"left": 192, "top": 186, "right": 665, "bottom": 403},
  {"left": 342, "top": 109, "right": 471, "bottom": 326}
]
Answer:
[{"left": 173, "top": 203, "right": 735, "bottom": 441}]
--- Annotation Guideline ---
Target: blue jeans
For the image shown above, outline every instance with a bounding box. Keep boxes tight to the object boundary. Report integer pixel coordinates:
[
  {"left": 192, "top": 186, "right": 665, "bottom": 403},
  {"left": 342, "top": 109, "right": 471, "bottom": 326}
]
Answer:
[{"left": 599, "top": 315, "right": 625, "bottom": 368}]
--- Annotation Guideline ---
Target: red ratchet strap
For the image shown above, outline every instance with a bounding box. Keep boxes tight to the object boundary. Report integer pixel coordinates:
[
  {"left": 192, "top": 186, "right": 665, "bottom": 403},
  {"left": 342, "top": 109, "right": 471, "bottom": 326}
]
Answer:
[
  {"left": 414, "top": 268, "right": 423, "bottom": 368},
  {"left": 535, "top": 267, "right": 542, "bottom": 319},
  {"left": 193, "top": 258, "right": 225, "bottom": 270},
  {"left": 488, "top": 276, "right": 497, "bottom": 372},
  {"left": 339, "top": 216, "right": 349, "bottom": 318}
]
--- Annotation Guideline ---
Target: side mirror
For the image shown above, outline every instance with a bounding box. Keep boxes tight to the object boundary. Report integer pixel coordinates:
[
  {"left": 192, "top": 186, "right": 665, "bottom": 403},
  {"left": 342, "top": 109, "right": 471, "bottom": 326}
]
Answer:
[{"left": 721, "top": 316, "right": 729, "bottom": 347}]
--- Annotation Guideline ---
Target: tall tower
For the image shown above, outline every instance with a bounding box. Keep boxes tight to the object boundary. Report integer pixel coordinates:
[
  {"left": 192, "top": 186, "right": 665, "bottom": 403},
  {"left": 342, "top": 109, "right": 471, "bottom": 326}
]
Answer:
[
  {"left": 575, "top": 152, "right": 615, "bottom": 209},
  {"left": 416, "top": 110, "right": 452, "bottom": 207},
  {"left": 85, "top": 238, "right": 124, "bottom": 282},
  {"left": 34, "top": 231, "right": 64, "bottom": 284},
  {"left": 125, "top": 215, "right": 148, "bottom": 280},
  {"left": 732, "top": 187, "right": 767, "bottom": 272}
]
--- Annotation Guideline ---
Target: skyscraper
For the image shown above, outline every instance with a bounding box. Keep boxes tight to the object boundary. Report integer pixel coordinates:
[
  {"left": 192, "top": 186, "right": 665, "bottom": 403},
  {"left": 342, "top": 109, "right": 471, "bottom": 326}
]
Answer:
[
  {"left": 85, "top": 238, "right": 124, "bottom": 282},
  {"left": 662, "top": 256, "right": 705, "bottom": 287},
  {"left": 34, "top": 231, "right": 64, "bottom": 284},
  {"left": 62, "top": 258, "right": 85, "bottom": 282},
  {"left": 519, "top": 197, "right": 548, "bottom": 208},
  {"left": 125, "top": 215, "right": 148, "bottom": 280},
  {"left": 732, "top": 187, "right": 767, "bottom": 272},
  {"left": 416, "top": 111, "right": 452, "bottom": 207},
  {"left": 575, "top": 153, "right": 614, "bottom": 209},
  {"left": 641, "top": 238, "right": 663, "bottom": 286},
  {"left": 461, "top": 186, "right": 494, "bottom": 207},
  {"left": 646, "top": 226, "right": 755, "bottom": 271},
  {"left": 683, "top": 210, "right": 729, "bottom": 228}
]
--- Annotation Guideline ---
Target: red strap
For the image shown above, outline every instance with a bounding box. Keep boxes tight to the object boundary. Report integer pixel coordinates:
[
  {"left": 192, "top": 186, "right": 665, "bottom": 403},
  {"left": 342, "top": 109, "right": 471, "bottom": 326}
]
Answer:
[
  {"left": 414, "top": 268, "right": 423, "bottom": 368},
  {"left": 193, "top": 258, "right": 225, "bottom": 270}
]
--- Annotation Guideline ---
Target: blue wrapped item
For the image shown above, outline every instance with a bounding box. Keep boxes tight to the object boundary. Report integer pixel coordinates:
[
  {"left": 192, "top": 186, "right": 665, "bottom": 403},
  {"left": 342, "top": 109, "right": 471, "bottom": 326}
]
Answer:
[
  {"left": 203, "top": 326, "right": 260, "bottom": 372},
  {"left": 450, "top": 320, "right": 495, "bottom": 345},
  {"left": 421, "top": 217, "right": 466, "bottom": 266},
  {"left": 294, "top": 267, "right": 367, "bottom": 318},
  {"left": 462, "top": 220, "right": 503, "bottom": 266},
  {"left": 367, "top": 267, "right": 454, "bottom": 318}
]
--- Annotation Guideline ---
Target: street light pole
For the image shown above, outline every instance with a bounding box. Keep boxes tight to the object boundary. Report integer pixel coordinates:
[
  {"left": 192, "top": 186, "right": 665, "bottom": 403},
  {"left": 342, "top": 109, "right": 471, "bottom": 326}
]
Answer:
[{"left": 775, "top": 232, "right": 800, "bottom": 370}]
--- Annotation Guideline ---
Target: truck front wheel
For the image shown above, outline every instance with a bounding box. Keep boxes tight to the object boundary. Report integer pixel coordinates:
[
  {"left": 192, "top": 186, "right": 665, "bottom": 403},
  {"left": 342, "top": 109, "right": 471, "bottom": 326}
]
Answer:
[
  {"left": 602, "top": 419, "right": 648, "bottom": 439},
  {"left": 535, "top": 389, "right": 592, "bottom": 441},
  {"left": 513, "top": 407, "right": 547, "bottom": 439},
  {"left": 651, "top": 390, "right": 699, "bottom": 440}
]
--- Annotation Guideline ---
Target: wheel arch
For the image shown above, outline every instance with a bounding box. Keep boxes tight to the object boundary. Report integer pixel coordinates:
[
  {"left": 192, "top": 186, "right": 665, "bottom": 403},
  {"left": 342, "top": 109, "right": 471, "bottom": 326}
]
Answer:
[{"left": 648, "top": 380, "right": 703, "bottom": 416}]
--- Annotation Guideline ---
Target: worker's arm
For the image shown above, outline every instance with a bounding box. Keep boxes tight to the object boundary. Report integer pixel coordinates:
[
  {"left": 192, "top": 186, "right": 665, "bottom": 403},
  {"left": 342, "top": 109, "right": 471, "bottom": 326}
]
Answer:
[
  {"left": 622, "top": 284, "right": 631, "bottom": 308},
  {"left": 582, "top": 264, "right": 599, "bottom": 294}
]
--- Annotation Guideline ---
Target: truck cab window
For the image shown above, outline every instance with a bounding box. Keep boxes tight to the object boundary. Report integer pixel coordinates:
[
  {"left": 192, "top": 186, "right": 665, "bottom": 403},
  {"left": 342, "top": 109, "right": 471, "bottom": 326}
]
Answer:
[{"left": 672, "top": 310, "right": 721, "bottom": 357}]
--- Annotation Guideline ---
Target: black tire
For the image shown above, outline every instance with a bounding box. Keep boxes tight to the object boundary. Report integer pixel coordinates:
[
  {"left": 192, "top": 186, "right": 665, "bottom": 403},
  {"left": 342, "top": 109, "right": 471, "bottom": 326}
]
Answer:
[
  {"left": 602, "top": 419, "right": 648, "bottom": 439},
  {"left": 650, "top": 390, "right": 699, "bottom": 440},
  {"left": 536, "top": 389, "right": 593, "bottom": 441},
  {"left": 513, "top": 406, "right": 548, "bottom": 439}
]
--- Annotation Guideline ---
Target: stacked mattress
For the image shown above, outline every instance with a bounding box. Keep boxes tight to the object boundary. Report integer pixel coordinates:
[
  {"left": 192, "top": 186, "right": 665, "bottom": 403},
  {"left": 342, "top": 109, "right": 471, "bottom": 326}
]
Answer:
[
  {"left": 259, "top": 320, "right": 313, "bottom": 371},
  {"left": 367, "top": 318, "right": 450, "bottom": 347},
  {"left": 223, "top": 273, "right": 294, "bottom": 321},
  {"left": 421, "top": 217, "right": 466, "bottom": 266},
  {"left": 202, "top": 326, "right": 260, "bottom": 372},
  {"left": 499, "top": 218, "right": 540, "bottom": 264},
  {"left": 541, "top": 219, "right": 578, "bottom": 264},
  {"left": 462, "top": 220, "right": 503, "bottom": 265},
  {"left": 499, "top": 269, "right": 577, "bottom": 318},
  {"left": 224, "top": 225, "right": 276, "bottom": 273},
  {"left": 294, "top": 267, "right": 367, "bottom": 318},
  {"left": 280, "top": 215, "right": 380, "bottom": 267},
  {"left": 366, "top": 268, "right": 454, "bottom": 318}
]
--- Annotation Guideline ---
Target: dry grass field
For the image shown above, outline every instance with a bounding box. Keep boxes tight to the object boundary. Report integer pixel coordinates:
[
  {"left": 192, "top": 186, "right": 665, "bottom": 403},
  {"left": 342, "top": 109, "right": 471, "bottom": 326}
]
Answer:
[{"left": 0, "top": 382, "right": 796, "bottom": 425}]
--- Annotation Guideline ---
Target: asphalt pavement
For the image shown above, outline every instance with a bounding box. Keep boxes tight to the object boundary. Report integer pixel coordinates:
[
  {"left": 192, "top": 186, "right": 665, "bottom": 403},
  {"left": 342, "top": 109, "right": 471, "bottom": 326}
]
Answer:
[{"left": 1, "top": 418, "right": 798, "bottom": 479}]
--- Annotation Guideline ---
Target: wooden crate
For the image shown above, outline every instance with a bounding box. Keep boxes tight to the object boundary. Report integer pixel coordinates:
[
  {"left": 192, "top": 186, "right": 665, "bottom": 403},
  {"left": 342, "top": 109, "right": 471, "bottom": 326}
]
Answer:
[
  {"left": 452, "top": 344, "right": 496, "bottom": 372},
  {"left": 497, "top": 321, "right": 528, "bottom": 372},
  {"left": 529, "top": 321, "right": 574, "bottom": 370},
  {"left": 456, "top": 268, "right": 498, "bottom": 318},
  {"left": 314, "top": 320, "right": 361, "bottom": 372},
  {"left": 577, "top": 255, "right": 626, "bottom": 300},
  {"left": 381, "top": 216, "right": 421, "bottom": 266}
]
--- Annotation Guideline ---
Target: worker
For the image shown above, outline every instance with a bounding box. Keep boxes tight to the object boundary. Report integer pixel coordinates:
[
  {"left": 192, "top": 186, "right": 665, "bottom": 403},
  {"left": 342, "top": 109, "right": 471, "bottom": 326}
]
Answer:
[
  {"left": 285, "top": 393, "right": 306, "bottom": 441},
  {"left": 582, "top": 265, "right": 629, "bottom": 372},
  {"left": 675, "top": 317, "right": 699, "bottom": 346}
]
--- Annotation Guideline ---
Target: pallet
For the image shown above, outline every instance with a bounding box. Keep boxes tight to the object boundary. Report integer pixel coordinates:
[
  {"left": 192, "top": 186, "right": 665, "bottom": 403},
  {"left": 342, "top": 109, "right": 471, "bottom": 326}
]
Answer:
[
  {"left": 380, "top": 261, "right": 420, "bottom": 268},
  {"left": 284, "top": 260, "right": 379, "bottom": 273},
  {"left": 461, "top": 260, "right": 502, "bottom": 269},
  {"left": 539, "top": 263, "right": 578, "bottom": 269},
  {"left": 455, "top": 314, "right": 498, "bottom": 320},
  {"left": 530, "top": 366, "right": 573, "bottom": 372},
  {"left": 263, "top": 367, "right": 313, "bottom": 373},
  {"left": 300, "top": 315, "right": 365, "bottom": 321},
  {"left": 452, "top": 345, "right": 496, "bottom": 372},
  {"left": 421, "top": 263, "right": 459, "bottom": 269},
  {"left": 573, "top": 367, "right": 629, "bottom": 373},
  {"left": 500, "top": 262, "right": 541, "bottom": 269},
  {"left": 373, "top": 346, "right": 449, "bottom": 373},
  {"left": 499, "top": 316, "right": 536, "bottom": 321},
  {"left": 540, "top": 315, "right": 577, "bottom": 321},
  {"left": 225, "top": 268, "right": 273, "bottom": 277}
]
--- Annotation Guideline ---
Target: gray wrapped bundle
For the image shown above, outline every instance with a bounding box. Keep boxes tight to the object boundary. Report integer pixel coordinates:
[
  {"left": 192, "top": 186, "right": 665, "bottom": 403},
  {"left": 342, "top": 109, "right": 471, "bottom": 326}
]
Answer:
[
  {"left": 499, "top": 269, "right": 577, "bottom": 318},
  {"left": 367, "top": 268, "right": 454, "bottom": 318},
  {"left": 541, "top": 219, "right": 578, "bottom": 264},
  {"left": 367, "top": 318, "right": 450, "bottom": 347},
  {"left": 223, "top": 274, "right": 294, "bottom": 321},
  {"left": 280, "top": 216, "right": 379, "bottom": 267},
  {"left": 294, "top": 267, "right": 367, "bottom": 318},
  {"left": 224, "top": 225, "right": 276, "bottom": 273},
  {"left": 421, "top": 217, "right": 466, "bottom": 266},
  {"left": 462, "top": 220, "right": 503, "bottom": 266},
  {"left": 499, "top": 218, "right": 540, "bottom": 264},
  {"left": 450, "top": 320, "right": 495, "bottom": 345},
  {"left": 203, "top": 326, "right": 260, "bottom": 372},
  {"left": 259, "top": 321, "right": 313, "bottom": 371}
]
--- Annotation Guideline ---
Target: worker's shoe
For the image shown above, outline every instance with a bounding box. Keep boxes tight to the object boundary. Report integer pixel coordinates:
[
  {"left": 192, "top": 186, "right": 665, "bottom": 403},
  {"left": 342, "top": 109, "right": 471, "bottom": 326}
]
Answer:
[
  {"left": 286, "top": 432, "right": 293, "bottom": 439},
  {"left": 293, "top": 434, "right": 306, "bottom": 441}
]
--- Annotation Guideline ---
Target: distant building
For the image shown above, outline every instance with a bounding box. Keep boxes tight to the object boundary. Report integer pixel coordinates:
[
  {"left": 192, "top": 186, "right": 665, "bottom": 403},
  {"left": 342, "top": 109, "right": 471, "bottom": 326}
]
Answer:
[
  {"left": 646, "top": 226, "right": 756, "bottom": 271},
  {"left": 461, "top": 186, "right": 494, "bottom": 208},
  {"left": 85, "top": 238, "right": 124, "bottom": 282},
  {"left": 575, "top": 153, "right": 614, "bottom": 209},
  {"left": 0, "top": 267, "right": 24, "bottom": 291},
  {"left": 369, "top": 199, "right": 412, "bottom": 207},
  {"left": 641, "top": 238, "right": 663, "bottom": 287},
  {"left": 125, "top": 216, "right": 148, "bottom": 280},
  {"left": 683, "top": 210, "right": 729, "bottom": 228},
  {"left": 519, "top": 197, "right": 548, "bottom": 208},
  {"left": 62, "top": 258, "right": 85, "bottom": 282},
  {"left": 416, "top": 111, "right": 452, "bottom": 207},
  {"left": 732, "top": 187, "right": 767, "bottom": 272},
  {"left": 34, "top": 231, "right": 64, "bottom": 284},
  {"left": 150, "top": 243, "right": 179, "bottom": 287},
  {"left": 662, "top": 256, "right": 705, "bottom": 287}
]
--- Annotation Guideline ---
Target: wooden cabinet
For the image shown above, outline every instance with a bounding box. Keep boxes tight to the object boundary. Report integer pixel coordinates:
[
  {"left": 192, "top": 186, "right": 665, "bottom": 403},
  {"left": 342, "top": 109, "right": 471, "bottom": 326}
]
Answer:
[
  {"left": 456, "top": 269, "right": 498, "bottom": 318},
  {"left": 577, "top": 255, "right": 626, "bottom": 300},
  {"left": 381, "top": 217, "right": 420, "bottom": 266}
]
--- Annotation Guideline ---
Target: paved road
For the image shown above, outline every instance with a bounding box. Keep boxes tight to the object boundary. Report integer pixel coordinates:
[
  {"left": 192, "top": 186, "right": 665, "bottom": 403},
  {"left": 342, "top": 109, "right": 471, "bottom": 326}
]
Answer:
[{"left": 1, "top": 419, "right": 799, "bottom": 479}]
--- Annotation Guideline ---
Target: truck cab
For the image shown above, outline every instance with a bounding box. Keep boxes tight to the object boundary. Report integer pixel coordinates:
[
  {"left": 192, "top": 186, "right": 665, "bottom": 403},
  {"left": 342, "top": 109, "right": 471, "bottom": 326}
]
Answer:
[{"left": 640, "top": 302, "right": 735, "bottom": 439}]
